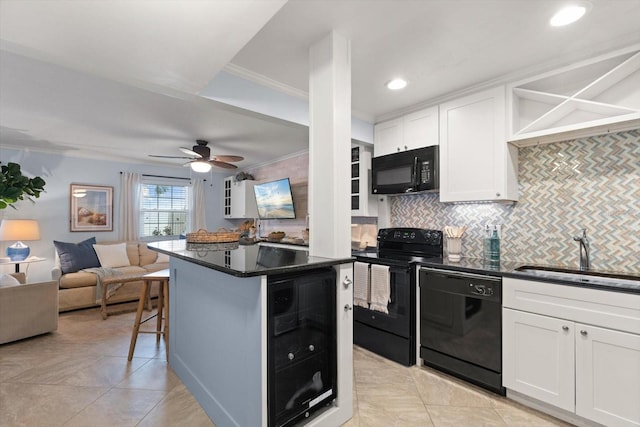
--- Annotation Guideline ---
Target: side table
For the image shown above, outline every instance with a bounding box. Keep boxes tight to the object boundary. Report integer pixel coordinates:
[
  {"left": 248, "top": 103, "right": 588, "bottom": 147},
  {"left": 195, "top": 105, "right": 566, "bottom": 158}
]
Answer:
[{"left": 0, "top": 256, "right": 46, "bottom": 274}]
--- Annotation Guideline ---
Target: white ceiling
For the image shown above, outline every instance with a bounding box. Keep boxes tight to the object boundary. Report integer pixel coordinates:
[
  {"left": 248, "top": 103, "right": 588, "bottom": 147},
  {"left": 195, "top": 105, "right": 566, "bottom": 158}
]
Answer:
[{"left": 1, "top": 0, "right": 639, "bottom": 168}]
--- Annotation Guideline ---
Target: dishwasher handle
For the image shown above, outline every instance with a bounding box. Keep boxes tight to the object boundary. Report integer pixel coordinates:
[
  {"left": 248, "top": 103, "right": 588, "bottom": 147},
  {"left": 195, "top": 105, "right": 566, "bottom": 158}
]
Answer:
[{"left": 420, "top": 267, "right": 501, "bottom": 282}]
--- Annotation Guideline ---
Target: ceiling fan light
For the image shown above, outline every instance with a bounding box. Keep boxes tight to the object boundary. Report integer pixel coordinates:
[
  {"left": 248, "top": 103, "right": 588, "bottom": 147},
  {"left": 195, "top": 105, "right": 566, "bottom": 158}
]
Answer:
[{"left": 190, "top": 161, "right": 212, "bottom": 173}]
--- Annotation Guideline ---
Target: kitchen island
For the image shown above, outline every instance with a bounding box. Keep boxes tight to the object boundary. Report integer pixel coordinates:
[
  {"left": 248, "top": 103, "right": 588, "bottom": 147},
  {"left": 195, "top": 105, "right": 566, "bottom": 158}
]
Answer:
[{"left": 148, "top": 240, "right": 354, "bottom": 427}]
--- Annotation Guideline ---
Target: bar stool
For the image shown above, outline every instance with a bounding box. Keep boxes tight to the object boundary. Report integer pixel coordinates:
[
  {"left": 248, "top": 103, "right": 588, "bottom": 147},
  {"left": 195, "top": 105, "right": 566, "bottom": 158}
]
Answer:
[{"left": 127, "top": 269, "right": 170, "bottom": 362}]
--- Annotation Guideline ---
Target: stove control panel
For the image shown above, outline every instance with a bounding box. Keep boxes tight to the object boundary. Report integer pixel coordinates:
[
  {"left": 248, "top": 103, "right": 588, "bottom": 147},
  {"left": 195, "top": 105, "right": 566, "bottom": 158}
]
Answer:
[{"left": 378, "top": 228, "right": 442, "bottom": 245}]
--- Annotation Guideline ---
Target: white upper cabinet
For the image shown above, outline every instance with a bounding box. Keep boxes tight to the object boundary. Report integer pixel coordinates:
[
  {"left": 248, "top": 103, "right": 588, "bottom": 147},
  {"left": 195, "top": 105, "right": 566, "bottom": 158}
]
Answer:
[
  {"left": 374, "top": 106, "right": 438, "bottom": 157},
  {"left": 373, "top": 118, "right": 402, "bottom": 157},
  {"left": 223, "top": 177, "right": 258, "bottom": 219},
  {"left": 439, "top": 87, "right": 518, "bottom": 203},
  {"left": 508, "top": 46, "right": 640, "bottom": 146}
]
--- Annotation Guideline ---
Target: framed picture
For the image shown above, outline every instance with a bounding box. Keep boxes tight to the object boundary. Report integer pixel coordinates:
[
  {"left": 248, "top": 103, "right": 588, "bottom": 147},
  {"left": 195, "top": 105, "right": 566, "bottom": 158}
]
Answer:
[{"left": 70, "top": 184, "right": 113, "bottom": 232}]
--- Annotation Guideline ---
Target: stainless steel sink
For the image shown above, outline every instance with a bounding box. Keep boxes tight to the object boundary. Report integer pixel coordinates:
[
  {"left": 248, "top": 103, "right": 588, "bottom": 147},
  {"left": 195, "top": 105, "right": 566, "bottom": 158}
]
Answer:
[{"left": 515, "top": 265, "right": 640, "bottom": 290}]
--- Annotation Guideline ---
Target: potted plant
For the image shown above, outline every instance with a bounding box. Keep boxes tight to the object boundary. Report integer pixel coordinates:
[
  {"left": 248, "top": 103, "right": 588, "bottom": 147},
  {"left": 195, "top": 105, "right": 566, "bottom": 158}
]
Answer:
[{"left": 0, "top": 162, "right": 46, "bottom": 209}]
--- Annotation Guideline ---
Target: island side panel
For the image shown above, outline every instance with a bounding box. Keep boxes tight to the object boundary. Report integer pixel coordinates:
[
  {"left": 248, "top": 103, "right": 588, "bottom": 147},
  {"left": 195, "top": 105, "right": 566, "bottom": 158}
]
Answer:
[
  {"left": 169, "top": 257, "right": 265, "bottom": 427},
  {"left": 307, "top": 262, "right": 354, "bottom": 426}
]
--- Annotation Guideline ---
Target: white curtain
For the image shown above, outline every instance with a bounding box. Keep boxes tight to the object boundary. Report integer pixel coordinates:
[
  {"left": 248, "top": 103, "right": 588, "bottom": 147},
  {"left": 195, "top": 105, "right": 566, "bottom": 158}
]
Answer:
[
  {"left": 119, "top": 172, "right": 141, "bottom": 241},
  {"left": 190, "top": 178, "right": 206, "bottom": 232}
]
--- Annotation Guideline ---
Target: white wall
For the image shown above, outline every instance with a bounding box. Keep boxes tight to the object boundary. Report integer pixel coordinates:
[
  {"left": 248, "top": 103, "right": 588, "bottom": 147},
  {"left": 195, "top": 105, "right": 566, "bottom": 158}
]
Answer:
[{"left": 0, "top": 147, "right": 228, "bottom": 282}]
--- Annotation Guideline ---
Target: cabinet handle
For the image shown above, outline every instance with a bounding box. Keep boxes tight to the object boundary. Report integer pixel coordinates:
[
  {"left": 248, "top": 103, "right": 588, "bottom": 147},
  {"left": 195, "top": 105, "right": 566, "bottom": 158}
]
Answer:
[
  {"left": 308, "top": 345, "right": 315, "bottom": 352},
  {"left": 562, "top": 325, "right": 569, "bottom": 331},
  {"left": 288, "top": 352, "right": 295, "bottom": 360},
  {"left": 580, "top": 330, "right": 588, "bottom": 336},
  {"left": 344, "top": 304, "right": 353, "bottom": 312},
  {"left": 342, "top": 276, "right": 352, "bottom": 288},
  {"left": 397, "top": 147, "right": 400, "bottom": 152},
  {"left": 496, "top": 192, "right": 501, "bottom": 197},
  {"left": 404, "top": 145, "right": 407, "bottom": 150}
]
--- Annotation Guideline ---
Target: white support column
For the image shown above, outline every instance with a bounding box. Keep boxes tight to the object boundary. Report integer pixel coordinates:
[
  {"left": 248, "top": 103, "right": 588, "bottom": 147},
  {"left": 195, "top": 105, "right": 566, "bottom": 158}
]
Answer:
[
  {"left": 308, "top": 31, "right": 351, "bottom": 259},
  {"left": 307, "top": 31, "right": 353, "bottom": 427}
]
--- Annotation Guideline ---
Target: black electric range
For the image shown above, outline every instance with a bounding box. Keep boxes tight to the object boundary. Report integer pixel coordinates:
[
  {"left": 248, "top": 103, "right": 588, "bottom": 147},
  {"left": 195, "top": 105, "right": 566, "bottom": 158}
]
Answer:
[{"left": 352, "top": 228, "right": 443, "bottom": 365}]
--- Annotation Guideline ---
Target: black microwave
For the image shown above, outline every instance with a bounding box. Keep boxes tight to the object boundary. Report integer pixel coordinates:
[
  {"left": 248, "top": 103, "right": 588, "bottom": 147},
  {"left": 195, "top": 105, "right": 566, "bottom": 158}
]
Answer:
[{"left": 371, "top": 146, "right": 439, "bottom": 194}]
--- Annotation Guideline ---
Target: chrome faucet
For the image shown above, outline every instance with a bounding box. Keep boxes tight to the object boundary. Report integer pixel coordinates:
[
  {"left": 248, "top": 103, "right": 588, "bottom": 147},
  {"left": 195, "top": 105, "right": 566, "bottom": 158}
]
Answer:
[{"left": 573, "top": 228, "right": 590, "bottom": 271}]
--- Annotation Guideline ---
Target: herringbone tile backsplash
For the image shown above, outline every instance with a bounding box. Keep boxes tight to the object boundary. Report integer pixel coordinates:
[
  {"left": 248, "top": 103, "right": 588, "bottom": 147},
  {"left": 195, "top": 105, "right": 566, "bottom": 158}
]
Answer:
[{"left": 390, "top": 129, "right": 640, "bottom": 273}]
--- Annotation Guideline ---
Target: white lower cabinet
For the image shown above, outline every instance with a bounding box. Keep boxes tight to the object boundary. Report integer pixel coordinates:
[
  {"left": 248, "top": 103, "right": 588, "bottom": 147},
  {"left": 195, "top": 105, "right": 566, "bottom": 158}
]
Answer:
[
  {"left": 575, "top": 324, "right": 640, "bottom": 427},
  {"left": 503, "top": 277, "right": 640, "bottom": 427},
  {"left": 503, "top": 308, "right": 575, "bottom": 412}
]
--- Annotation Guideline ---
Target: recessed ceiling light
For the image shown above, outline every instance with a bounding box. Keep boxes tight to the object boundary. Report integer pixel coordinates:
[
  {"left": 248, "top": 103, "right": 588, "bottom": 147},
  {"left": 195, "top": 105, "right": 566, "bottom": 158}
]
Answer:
[
  {"left": 386, "top": 78, "right": 407, "bottom": 90},
  {"left": 550, "top": 3, "right": 589, "bottom": 27}
]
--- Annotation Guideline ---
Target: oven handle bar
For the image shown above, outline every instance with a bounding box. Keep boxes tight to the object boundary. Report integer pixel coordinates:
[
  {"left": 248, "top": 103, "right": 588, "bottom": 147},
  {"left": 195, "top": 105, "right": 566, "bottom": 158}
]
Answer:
[{"left": 420, "top": 267, "right": 501, "bottom": 282}]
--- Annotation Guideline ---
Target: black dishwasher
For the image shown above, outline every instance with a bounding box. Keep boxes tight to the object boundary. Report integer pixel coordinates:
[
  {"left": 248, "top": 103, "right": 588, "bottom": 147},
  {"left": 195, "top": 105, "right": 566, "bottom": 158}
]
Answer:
[
  {"left": 268, "top": 268, "right": 337, "bottom": 427},
  {"left": 419, "top": 267, "right": 505, "bottom": 395}
]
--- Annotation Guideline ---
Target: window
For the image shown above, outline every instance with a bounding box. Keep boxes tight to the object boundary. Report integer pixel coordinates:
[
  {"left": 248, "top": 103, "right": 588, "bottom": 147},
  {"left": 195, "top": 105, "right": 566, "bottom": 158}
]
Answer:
[{"left": 140, "top": 180, "right": 190, "bottom": 239}]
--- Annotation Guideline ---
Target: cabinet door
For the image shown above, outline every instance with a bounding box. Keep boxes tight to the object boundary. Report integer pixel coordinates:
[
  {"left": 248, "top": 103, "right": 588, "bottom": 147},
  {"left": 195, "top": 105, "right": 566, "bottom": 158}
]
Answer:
[
  {"left": 576, "top": 324, "right": 640, "bottom": 427},
  {"left": 403, "top": 106, "right": 438, "bottom": 150},
  {"left": 439, "top": 87, "right": 517, "bottom": 202},
  {"left": 503, "top": 308, "right": 575, "bottom": 412},
  {"left": 373, "top": 118, "right": 403, "bottom": 157}
]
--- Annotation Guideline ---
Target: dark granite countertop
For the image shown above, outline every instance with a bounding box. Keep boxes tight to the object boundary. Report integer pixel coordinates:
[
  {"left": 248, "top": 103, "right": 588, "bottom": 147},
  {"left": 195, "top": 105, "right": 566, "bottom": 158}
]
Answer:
[
  {"left": 418, "top": 257, "right": 640, "bottom": 294},
  {"left": 148, "top": 240, "right": 351, "bottom": 278},
  {"left": 353, "top": 251, "right": 640, "bottom": 294}
]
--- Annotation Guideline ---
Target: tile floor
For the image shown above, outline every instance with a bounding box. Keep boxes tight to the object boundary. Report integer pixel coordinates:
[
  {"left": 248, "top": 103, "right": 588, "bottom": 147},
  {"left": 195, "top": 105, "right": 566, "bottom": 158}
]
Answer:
[{"left": 0, "top": 305, "right": 573, "bottom": 427}]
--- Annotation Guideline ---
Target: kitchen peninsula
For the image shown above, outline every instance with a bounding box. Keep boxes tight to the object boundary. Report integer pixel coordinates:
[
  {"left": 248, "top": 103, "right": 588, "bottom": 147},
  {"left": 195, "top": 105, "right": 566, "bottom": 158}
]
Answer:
[{"left": 148, "top": 240, "right": 353, "bottom": 427}]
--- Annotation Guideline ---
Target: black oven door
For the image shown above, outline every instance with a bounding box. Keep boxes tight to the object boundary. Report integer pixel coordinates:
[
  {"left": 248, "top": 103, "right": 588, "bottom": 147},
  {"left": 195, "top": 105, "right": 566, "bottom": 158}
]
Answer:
[{"left": 354, "top": 264, "right": 412, "bottom": 338}]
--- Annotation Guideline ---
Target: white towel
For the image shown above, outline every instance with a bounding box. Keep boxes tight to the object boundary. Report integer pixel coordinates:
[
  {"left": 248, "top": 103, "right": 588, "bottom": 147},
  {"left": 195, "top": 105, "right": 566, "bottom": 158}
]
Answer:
[
  {"left": 353, "top": 262, "right": 370, "bottom": 308},
  {"left": 369, "top": 264, "right": 390, "bottom": 314}
]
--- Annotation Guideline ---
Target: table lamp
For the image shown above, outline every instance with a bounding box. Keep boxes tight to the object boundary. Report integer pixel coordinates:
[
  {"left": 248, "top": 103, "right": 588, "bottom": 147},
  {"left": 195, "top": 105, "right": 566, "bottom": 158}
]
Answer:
[{"left": 0, "top": 219, "right": 41, "bottom": 261}]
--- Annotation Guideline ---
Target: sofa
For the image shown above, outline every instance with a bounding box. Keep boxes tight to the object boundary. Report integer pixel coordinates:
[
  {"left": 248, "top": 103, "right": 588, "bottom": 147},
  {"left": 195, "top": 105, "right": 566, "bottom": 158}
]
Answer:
[
  {"left": 52, "top": 240, "right": 169, "bottom": 312},
  {"left": 0, "top": 272, "right": 58, "bottom": 344}
]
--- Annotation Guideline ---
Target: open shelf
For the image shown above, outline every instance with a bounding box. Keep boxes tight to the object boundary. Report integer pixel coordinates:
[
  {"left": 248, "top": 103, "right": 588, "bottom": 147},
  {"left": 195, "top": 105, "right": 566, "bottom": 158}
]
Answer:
[{"left": 509, "top": 46, "right": 640, "bottom": 146}]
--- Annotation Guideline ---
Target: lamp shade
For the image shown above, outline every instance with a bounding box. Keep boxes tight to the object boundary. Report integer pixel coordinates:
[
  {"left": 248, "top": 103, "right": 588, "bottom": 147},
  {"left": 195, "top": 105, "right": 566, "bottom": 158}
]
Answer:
[{"left": 0, "top": 219, "right": 41, "bottom": 241}]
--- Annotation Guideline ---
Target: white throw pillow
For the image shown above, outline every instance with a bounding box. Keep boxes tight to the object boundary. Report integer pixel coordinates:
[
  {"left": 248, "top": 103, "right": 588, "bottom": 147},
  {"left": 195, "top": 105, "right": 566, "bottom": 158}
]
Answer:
[
  {"left": 93, "top": 243, "right": 131, "bottom": 268},
  {"left": 0, "top": 273, "right": 20, "bottom": 287},
  {"left": 156, "top": 252, "right": 170, "bottom": 263}
]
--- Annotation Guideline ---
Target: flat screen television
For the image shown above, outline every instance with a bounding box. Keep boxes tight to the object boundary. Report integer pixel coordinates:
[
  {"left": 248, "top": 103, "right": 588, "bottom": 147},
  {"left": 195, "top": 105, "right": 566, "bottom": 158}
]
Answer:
[{"left": 253, "top": 178, "right": 296, "bottom": 219}]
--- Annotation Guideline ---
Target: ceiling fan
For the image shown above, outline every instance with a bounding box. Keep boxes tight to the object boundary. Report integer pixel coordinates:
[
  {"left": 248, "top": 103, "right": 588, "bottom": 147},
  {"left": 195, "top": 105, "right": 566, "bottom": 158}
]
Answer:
[{"left": 150, "top": 140, "right": 244, "bottom": 172}]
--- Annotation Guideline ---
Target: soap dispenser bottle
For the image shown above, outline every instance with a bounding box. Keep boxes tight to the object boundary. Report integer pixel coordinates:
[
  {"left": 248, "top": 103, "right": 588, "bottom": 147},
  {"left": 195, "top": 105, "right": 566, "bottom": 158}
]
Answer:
[{"left": 489, "top": 225, "right": 501, "bottom": 263}]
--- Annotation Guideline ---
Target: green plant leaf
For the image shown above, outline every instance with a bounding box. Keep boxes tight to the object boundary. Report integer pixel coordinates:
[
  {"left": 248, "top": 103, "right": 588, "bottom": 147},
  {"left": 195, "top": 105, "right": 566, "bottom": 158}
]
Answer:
[{"left": 0, "top": 162, "right": 47, "bottom": 209}]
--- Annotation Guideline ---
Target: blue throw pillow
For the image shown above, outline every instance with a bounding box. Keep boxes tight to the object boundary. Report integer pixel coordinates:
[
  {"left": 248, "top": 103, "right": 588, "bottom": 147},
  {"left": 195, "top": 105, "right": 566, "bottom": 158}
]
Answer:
[{"left": 53, "top": 237, "right": 101, "bottom": 274}]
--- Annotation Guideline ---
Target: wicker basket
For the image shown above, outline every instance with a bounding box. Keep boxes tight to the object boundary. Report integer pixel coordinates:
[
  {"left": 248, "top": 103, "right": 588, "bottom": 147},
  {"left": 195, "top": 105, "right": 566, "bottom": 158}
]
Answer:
[
  {"left": 186, "top": 228, "right": 240, "bottom": 243},
  {"left": 268, "top": 231, "right": 286, "bottom": 240}
]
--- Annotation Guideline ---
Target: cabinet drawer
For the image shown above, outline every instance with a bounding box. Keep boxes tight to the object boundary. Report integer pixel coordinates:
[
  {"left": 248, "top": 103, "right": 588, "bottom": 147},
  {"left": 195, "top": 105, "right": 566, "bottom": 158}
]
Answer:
[{"left": 503, "top": 277, "right": 640, "bottom": 335}]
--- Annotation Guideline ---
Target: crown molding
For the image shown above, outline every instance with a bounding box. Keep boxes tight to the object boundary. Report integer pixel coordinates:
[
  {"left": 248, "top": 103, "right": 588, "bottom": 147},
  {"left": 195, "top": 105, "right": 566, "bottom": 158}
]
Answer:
[
  {"left": 376, "top": 40, "right": 640, "bottom": 123},
  {"left": 223, "top": 63, "right": 374, "bottom": 123}
]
